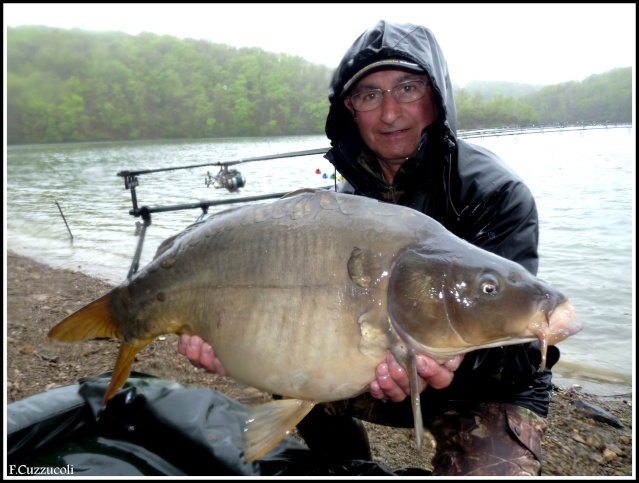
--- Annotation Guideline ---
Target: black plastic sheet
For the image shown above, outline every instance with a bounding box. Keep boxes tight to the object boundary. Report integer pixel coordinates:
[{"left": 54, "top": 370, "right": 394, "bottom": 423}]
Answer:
[{"left": 7, "top": 372, "right": 430, "bottom": 477}]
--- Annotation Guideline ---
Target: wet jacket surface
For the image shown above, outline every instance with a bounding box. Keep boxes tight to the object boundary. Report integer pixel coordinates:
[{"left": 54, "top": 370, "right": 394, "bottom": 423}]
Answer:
[{"left": 324, "top": 20, "right": 559, "bottom": 417}]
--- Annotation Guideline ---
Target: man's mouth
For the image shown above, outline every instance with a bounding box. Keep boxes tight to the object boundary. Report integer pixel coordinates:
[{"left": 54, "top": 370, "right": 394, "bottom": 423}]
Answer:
[{"left": 380, "top": 128, "right": 409, "bottom": 136}]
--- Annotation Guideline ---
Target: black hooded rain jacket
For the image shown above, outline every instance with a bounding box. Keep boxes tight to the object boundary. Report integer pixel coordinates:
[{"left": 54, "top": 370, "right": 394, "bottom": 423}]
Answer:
[{"left": 324, "top": 20, "right": 559, "bottom": 417}]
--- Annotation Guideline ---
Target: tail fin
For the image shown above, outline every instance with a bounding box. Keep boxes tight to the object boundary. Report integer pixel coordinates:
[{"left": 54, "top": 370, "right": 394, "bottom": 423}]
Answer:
[
  {"left": 48, "top": 293, "right": 121, "bottom": 341},
  {"left": 48, "top": 291, "right": 155, "bottom": 408}
]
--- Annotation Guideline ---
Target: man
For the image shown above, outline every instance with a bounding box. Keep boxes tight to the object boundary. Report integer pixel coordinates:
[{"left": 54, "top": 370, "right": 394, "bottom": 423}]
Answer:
[{"left": 179, "top": 20, "right": 559, "bottom": 476}]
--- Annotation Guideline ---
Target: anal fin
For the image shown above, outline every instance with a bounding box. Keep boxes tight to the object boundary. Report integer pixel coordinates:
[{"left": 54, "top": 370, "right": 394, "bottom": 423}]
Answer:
[
  {"left": 243, "top": 398, "right": 315, "bottom": 462},
  {"left": 102, "top": 340, "right": 151, "bottom": 408}
]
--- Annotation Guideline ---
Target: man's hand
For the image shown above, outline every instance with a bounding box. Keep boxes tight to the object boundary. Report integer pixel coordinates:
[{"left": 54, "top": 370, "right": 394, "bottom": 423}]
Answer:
[
  {"left": 177, "top": 334, "right": 227, "bottom": 376},
  {"left": 369, "top": 352, "right": 463, "bottom": 402}
]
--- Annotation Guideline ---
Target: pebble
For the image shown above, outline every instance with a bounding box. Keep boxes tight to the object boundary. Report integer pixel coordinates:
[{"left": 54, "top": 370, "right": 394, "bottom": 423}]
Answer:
[
  {"left": 618, "top": 435, "right": 630, "bottom": 445},
  {"left": 572, "top": 434, "right": 586, "bottom": 444},
  {"left": 602, "top": 448, "right": 617, "bottom": 462},
  {"left": 604, "top": 443, "right": 623, "bottom": 456}
]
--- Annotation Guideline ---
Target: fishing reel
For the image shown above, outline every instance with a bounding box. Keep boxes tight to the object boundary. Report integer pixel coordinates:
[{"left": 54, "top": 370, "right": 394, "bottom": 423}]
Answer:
[{"left": 205, "top": 166, "right": 246, "bottom": 192}]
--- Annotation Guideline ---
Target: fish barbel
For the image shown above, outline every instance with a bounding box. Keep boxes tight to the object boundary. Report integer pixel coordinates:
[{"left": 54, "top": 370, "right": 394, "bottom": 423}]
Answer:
[{"left": 48, "top": 189, "right": 581, "bottom": 462}]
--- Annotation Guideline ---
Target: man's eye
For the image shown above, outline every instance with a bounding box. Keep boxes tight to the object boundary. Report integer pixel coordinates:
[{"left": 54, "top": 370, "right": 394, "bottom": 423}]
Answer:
[{"left": 363, "top": 92, "right": 380, "bottom": 101}]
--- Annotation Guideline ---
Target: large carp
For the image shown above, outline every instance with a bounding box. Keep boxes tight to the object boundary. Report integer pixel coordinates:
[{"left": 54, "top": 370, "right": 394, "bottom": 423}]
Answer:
[{"left": 48, "top": 189, "right": 580, "bottom": 462}]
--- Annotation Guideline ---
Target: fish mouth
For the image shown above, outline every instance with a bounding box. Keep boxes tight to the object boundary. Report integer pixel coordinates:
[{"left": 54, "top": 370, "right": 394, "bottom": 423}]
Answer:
[
  {"left": 527, "top": 300, "right": 581, "bottom": 370},
  {"left": 531, "top": 300, "right": 581, "bottom": 345}
]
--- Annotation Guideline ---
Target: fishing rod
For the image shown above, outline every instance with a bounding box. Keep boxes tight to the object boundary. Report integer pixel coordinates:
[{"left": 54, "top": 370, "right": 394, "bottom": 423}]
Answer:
[
  {"left": 117, "top": 147, "right": 330, "bottom": 177},
  {"left": 121, "top": 146, "right": 334, "bottom": 277},
  {"left": 118, "top": 146, "right": 330, "bottom": 211}
]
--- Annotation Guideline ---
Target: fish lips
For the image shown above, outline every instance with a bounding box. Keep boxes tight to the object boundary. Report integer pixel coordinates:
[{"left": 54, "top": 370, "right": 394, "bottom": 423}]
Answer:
[{"left": 531, "top": 298, "right": 582, "bottom": 346}]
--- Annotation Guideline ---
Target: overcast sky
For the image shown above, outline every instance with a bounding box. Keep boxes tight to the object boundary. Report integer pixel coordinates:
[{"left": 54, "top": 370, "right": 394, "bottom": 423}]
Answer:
[{"left": 4, "top": 3, "right": 636, "bottom": 86}]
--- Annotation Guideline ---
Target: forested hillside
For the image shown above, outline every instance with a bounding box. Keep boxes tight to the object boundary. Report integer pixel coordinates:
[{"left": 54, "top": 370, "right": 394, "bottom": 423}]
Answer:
[
  {"left": 454, "top": 67, "right": 632, "bottom": 129},
  {"left": 524, "top": 68, "right": 632, "bottom": 124},
  {"left": 7, "top": 26, "right": 331, "bottom": 143},
  {"left": 7, "top": 26, "right": 633, "bottom": 144}
]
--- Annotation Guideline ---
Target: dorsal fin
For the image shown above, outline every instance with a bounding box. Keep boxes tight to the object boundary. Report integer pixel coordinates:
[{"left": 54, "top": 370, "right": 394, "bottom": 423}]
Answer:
[{"left": 280, "top": 187, "right": 323, "bottom": 199}]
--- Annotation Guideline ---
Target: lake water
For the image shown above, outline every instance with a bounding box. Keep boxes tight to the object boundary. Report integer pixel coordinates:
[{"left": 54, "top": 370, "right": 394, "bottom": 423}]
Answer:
[{"left": 5, "top": 128, "right": 635, "bottom": 397}]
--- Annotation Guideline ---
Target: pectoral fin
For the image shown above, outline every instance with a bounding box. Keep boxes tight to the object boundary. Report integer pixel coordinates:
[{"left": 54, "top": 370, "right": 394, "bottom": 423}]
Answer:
[
  {"left": 357, "top": 310, "right": 392, "bottom": 359},
  {"left": 243, "top": 398, "right": 315, "bottom": 462}
]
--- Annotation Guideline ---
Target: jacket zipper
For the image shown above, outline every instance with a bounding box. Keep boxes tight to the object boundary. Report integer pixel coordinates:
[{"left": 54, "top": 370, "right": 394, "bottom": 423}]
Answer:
[{"left": 387, "top": 184, "right": 398, "bottom": 203}]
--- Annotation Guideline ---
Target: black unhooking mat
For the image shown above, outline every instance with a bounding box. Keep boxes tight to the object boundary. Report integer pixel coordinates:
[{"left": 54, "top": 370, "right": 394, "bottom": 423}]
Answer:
[{"left": 7, "top": 372, "right": 430, "bottom": 476}]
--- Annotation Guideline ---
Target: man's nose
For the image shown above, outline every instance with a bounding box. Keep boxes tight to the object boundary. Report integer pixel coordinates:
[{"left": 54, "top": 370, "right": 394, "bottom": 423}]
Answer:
[{"left": 379, "top": 90, "right": 402, "bottom": 122}]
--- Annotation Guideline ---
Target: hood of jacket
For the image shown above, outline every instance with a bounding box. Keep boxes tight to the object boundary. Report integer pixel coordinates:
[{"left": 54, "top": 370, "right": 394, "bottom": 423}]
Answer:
[{"left": 325, "top": 21, "right": 457, "bottom": 199}]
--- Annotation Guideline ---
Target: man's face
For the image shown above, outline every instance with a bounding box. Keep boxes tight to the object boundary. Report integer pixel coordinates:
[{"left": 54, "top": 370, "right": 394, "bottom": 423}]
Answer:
[{"left": 344, "top": 68, "right": 439, "bottom": 166}]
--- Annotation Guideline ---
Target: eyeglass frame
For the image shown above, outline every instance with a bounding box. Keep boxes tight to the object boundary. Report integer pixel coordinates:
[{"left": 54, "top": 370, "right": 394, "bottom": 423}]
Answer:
[{"left": 346, "top": 78, "right": 431, "bottom": 112}]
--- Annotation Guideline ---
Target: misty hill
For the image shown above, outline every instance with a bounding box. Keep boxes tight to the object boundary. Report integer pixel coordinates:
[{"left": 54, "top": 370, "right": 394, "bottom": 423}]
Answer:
[
  {"left": 460, "top": 81, "right": 543, "bottom": 99},
  {"left": 6, "top": 26, "right": 632, "bottom": 144}
]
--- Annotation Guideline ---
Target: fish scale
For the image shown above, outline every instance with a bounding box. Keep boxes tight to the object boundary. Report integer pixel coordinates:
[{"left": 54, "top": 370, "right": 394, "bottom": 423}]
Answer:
[{"left": 48, "top": 188, "right": 581, "bottom": 462}]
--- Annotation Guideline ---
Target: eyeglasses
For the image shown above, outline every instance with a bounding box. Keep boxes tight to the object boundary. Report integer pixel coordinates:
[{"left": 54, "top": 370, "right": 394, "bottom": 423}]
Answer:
[{"left": 348, "top": 79, "right": 430, "bottom": 112}]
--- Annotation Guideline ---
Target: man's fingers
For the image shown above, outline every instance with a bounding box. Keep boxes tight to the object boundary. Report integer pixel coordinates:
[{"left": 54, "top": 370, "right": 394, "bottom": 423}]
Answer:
[
  {"left": 177, "top": 333, "right": 190, "bottom": 356},
  {"left": 375, "top": 358, "right": 410, "bottom": 402},
  {"left": 415, "top": 354, "right": 456, "bottom": 389},
  {"left": 370, "top": 361, "right": 405, "bottom": 402},
  {"left": 208, "top": 349, "right": 227, "bottom": 376},
  {"left": 369, "top": 352, "right": 464, "bottom": 401},
  {"left": 442, "top": 354, "right": 464, "bottom": 371},
  {"left": 178, "top": 335, "right": 204, "bottom": 367},
  {"left": 369, "top": 380, "right": 386, "bottom": 400},
  {"left": 387, "top": 355, "right": 411, "bottom": 394},
  {"left": 197, "top": 342, "right": 218, "bottom": 373},
  {"left": 177, "top": 335, "right": 224, "bottom": 375}
]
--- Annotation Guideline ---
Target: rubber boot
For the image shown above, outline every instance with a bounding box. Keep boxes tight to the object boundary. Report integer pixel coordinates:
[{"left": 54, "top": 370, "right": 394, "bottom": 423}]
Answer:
[{"left": 296, "top": 405, "right": 372, "bottom": 461}]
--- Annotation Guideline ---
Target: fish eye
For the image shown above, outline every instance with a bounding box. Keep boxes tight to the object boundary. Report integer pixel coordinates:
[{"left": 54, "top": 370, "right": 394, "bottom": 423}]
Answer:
[
  {"left": 482, "top": 282, "right": 497, "bottom": 294},
  {"left": 479, "top": 275, "right": 499, "bottom": 295}
]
